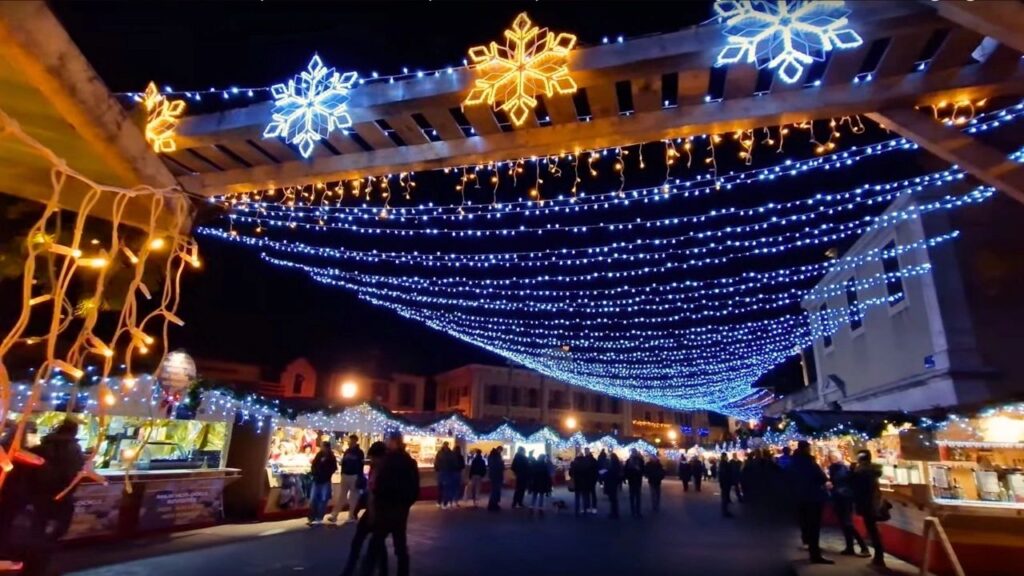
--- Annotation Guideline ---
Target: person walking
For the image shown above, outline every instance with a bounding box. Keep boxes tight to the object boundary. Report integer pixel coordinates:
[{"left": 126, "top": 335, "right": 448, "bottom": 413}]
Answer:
[
  {"left": 434, "top": 442, "right": 455, "bottom": 509},
  {"left": 718, "top": 452, "right": 735, "bottom": 518},
  {"left": 569, "top": 450, "right": 590, "bottom": 516},
  {"left": 644, "top": 454, "right": 665, "bottom": 512},
  {"left": 451, "top": 445, "right": 466, "bottom": 508},
  {"left": 596, "top": 449, "right": 609, "bottom": 480},
  {"left": 691, "top": 456, "right": 704, "bottom": 492},
  {"left": 851, "top": 450, "right": 887, "bottom": 568},
  {"left": 331, "top": 435, "right": 364, "bottom": 523},
  {"left": 528, "top": 453, "right": 554, "bottom": 516},
  {"left": 510, "top": 446, "right": 530, "bottom": 509},
  {"left": 360, "top": 431, "right": 420, "bottom": 576},
  {"left": 604, "top": 452, "right": 623, "bottom": 519},
  {"left": 486, "top": 446, "right": 505, "bottom": 512},
  {"left": 677, "top": 457, "right": 693, "bottom": 492},
  {"left": 710, "top": 459, "right": 718, "bottom": 481},
  {"left": 465, "top": 448, "right": 487, "bottom": 507},
  {"left": 308, "top": 441, "right": 338, "bottom": 525},
  {"left": 790, "top": 441, "right": 834, "bottom": 565},
  {"left": 340, "top": 441, "right": 387, "bottom": 576},
  {"left": 624, "top": 449, "right": 645, "bottom": 518},
  {"left": 583, "top": 447, "right": 599, "bottom": 514},
  {"left": 777, "top": 446, "right": 793, "bottom": 470},
  {"left": 730, "top": 453, "right": 745, "bottom": 503},
  {"left": 828, "top": 451, "right": 870, "bottom": 557}
]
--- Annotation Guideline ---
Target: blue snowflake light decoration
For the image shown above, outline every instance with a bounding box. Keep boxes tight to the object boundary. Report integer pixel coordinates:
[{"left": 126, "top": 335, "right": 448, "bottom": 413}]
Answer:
[
  {"left": 263, "top": 55, "right": 358, "bottom": 158},
  {"left": 714, "top": 1, "right": 863, "bottom": 84}
]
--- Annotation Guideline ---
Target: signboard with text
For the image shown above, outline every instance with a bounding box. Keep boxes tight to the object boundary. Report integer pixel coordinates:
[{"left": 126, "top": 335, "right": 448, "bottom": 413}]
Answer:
[{"left": 137, "top": 477, "right": 225, "bottom": 531}]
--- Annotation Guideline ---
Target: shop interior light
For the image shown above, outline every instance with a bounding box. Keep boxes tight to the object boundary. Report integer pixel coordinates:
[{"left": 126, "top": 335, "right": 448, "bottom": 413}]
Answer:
[{"left": 340, "top": 381, "right": 358, "bottom": 399}]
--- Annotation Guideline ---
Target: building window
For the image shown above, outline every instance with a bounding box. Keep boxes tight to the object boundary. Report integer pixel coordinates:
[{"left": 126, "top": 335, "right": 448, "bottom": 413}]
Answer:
[
  {"left": 881, "top": 240, "right": 906, "bottom": 306},
  {"left": 610, "top": 398, "right": 621, "bottom": 414},
  {"left": 448, "top": 388, "right": 457, "bottom": 407},
  {"left": 644, "top": 410, "right": 652, "bottom": 421},
  {"left": 819, "top": 303, "right": 832, "bottom": 349},
  {"left": 398, "top": 382, "right": 415, "bottom": 407},
  {"left": 510, "top": 387, "right": 521, "bottom": 407},
  {"left": 292, "top": 374, "right": 304, "bottom": 395},
  {"left": 487, "top": 385, "right": 504, "bottom": 406},
  {"left": 549, "top": 390, "right": 565, "bottom": 409},
  {"left": 593, "top": 396, "right": 604, "bottom": 413},
  {"left": 527, "top": 388, "right": 539, "bottom": 408},
  {"left": 658, "top": 411, "right": 664, "bottom": 424},
  {"left": 574, "top": 392, "right": 587, "bottom": 411},
  {"left": 462, "top": 386, "right": 469, "bottom": 397},
  {"left": 373, "top": 381, "right": 390, "bottom": 403},
  {"left": 845, "top": 278, "right": 862, "bottom": 332}
]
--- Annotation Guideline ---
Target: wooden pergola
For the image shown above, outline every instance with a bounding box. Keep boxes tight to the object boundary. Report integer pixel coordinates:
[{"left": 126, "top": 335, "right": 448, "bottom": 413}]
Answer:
[
  {"left": 151, "top": 1, "right": 1024, "bottom": 204},
  {"left": 2, "top": 1, "right": 1024, "bottom": 213}
]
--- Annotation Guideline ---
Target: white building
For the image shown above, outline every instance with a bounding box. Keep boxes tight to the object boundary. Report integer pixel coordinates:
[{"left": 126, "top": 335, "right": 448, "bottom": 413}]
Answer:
[{"left": 769, "top": 189, "right": 1024, "bottom": 414}]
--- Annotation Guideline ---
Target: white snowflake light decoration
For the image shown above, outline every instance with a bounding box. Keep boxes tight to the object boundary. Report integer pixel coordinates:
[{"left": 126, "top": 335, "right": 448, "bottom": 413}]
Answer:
[
  {"left": 714, "top": 1, "right": 863, "bottom": 84},
  {"left": 263, "top": 54, "right": 358, "bottom": 158}
]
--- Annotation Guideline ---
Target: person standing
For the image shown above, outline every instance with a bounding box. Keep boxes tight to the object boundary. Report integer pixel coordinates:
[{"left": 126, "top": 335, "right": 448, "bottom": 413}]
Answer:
[
  {"left": 308, "top": 441, "right": 338, "bottom": 525},
  {"left": 730, "top": 453, "right": 745, "bottom": 503},
  {"left": 851, "top": 450, "right": 887, "bottom": 568},
  {"left": 569, "top": 450, "right": 590, "bottom": 516},
  {"left": 710, "top": 459, "right": 718, "bottom": 481},
  {"left": 486, "top": 446, "right": 505, "bottom": 512},
  {"left": 690, "top": 456, "right": 704, "bottom": 492},
  {"left": 529, "top": 454, "right": 554, "bottom": 515},
  {"left": 604, "top": 452, "right": 623, "bottom": 519},
  {"left": 360, "top": 431, "right": 420, "bottom": 576},
  {"left": 331, "top": 435, "right": 364, "bottom": 523},
  {"left": 510, "top": 446, "right": 530, "bottom": 509},
  {"left": 790, "top": 441, "right": 834, "bottom": 565},
  {"left": 434, "top": 442, "right": 454, "bottom": 509},
  {"left": 596, "top": 449, "right": 609, "bottom": 480},
  {"left": 777, "top": 446, "right": 793, "bottom": 470},
  {"left": 677, "top": 457, "right": 692, "bottom": 492},
  {"left": 828, "top": 451, "right": 869, "bottom": 557},
  {"left": 644, "top": 454, "right": 665, "bottom": 512},
  {"left": 718, "top": 452, "right": 735, "bottom": 518},
  {"left": 624, "top": 449, "right": 645, "bottom": 518},
  {"left": 341, "top": 441, "right": 387, "bottom": 576},
  {"left": 465, "top": 448, "right": 487, "bottom": 507},
  {"left": 451, "top": 445, "right": 466, "bottom": 508},
  {"left": 583, "top": 447, "right": 599, "bottom": 514}
]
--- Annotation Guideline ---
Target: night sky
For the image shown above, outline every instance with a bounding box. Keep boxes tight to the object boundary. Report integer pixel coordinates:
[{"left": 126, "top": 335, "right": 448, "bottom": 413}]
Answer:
[{"left": 30, "top": 0, "right": 879, "bottom": 399}]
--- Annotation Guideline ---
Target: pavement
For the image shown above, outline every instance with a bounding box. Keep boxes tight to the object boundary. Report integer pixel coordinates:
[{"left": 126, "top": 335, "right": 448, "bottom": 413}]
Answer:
[{"left": 49, "top": 481, "right": 914, "bottom": 576}]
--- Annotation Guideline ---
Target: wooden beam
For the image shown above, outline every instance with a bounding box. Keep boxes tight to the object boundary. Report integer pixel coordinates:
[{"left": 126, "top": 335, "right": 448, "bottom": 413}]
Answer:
[
  {"left": 929, "top": 0, "right": 1024, "bottom": 55},
  {"left": 181, "top": 62, "right": 1024, "bottom": 196},
  {"left": 868, "top": 107, "right": 1024, "bottom": 204},
  {"left": 929, "top": 27, "right": 984, "bottom": 71},
  {"left": 875, "top": 31, "right": 933, "bottom": 78},
  {"left": 419, "top": 108, "right": 465, "bottom": 141},
  {"left": 172, "top": 1, "right": 937, "bottom": 150}
]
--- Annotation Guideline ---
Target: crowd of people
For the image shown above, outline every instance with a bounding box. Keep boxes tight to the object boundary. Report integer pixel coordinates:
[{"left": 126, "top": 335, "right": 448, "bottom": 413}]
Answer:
[{"left": 714, "top": 441, "right": 889, "bottom": 568}]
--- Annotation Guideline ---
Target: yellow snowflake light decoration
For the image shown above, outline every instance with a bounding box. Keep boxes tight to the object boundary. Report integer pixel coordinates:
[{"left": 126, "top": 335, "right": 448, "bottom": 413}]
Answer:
[
  {"left": 142, "top": 82, "right": 186, "bottom": 153},
  {"left": 464, "top": 12, "right": 577, "bottom": 127}
]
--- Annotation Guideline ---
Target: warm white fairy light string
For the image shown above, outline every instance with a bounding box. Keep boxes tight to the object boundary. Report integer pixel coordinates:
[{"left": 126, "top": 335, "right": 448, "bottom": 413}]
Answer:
[{"left": 0, "top": 107, "right": 197, "bottom": 494}]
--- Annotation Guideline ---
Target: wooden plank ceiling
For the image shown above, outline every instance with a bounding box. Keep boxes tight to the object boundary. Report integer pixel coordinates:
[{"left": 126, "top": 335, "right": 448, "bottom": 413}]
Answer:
[{"left": 169, "top": 1, "right": 1024, "bottom": 197}]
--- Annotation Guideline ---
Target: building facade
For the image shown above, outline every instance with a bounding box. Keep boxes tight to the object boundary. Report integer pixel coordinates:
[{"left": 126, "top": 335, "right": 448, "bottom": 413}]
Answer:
[
  {"left": 769, "top": 190, "right": 1024, "bottom": 415},
  {"left": 434, "top": 363, "right": 713, "bottom": 444}
]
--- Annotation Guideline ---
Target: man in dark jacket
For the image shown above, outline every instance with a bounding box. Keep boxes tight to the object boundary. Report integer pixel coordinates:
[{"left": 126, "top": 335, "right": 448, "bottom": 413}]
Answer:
[
  {"left": 718, "top": 452, "right": 734, "bottom": 517},
  {"left": 510, "top": 446, "right": 530, "bottom": 509},
  {"left": 677, "top": 457, "right": 693, "bottom": 491},
  {"left": 433, "top": 442, "right": 454, "bottom": 508},
  {"left": 583, "top": 448, "right": 599, "bottom": 513},
  {"left": 624, "top": 449, "right": 645, "bottom": 518},
  {"left": 487, "top": 446, "right": 505, "bottom": 511},
  {"left": 851, "top": 450, "right": 886, "bottom": 567},
  {"left": 691, "top": 457, "right": 704, "bottom": 492},
  {"left": 309, "top": 441, "right": 338, "bottom": 525},
  {"left": 644, "top": 455, "right": 666, "bottom": 512},
  {"left": 569, "top": 451, "right": 590, "bottom": 516},
  {"left": 33, "top": 420, "right": 86, "bottom": 539},
  {"left": 603, "top": 453, "right": 623, "bottom": 519},
  {"left": 331, "top": 434, "right": 364, "bottom": 523},
  {"left": 828, "top": 452, "right": 869, "bottom": 557},
  {"left": 361, "top": 431, "right": 420, "bottom": 576},
  {"left": 790, "top": 441, "right": 833, "bottom": 565}
]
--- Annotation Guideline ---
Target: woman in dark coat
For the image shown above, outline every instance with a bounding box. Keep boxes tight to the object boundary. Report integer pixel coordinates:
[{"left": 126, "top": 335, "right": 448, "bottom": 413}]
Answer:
[
  {"left": 644, "top": 455, "right": 666, "bottom": 512},
  {"left": 677, "top": 457, "right": 693, "bottom": 491},
  {"left": 528, "top": 454, "right": 554, "bottom": 515},
  {"left": 603, "top": 453, "right": 623, "bottom": 519}
]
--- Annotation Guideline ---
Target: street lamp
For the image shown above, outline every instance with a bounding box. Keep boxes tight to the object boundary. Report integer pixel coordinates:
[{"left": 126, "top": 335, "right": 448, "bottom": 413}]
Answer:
[
  {"left": 340, "top": 380, "right": 358, "bottom": 400},
  {"left": 667, "top": 429, "right": 678, "bottom": 441},
  {"left": 564, "top": 415, "right": 577, "bottom": 430}
]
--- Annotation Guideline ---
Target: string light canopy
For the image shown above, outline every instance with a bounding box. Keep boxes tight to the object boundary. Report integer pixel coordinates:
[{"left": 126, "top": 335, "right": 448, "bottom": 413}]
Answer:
[
  {"left": 464, "top": 12, "right": 578, "bottom": 127},
  {"left": 714, "top": 0, "right": 864, "bottom": 84},
  {"left": 141, "top": 82, "right": 186, "bottom": 153},
  {"left": 263, "top": 54, "right": 359, "bottom": 158}
]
